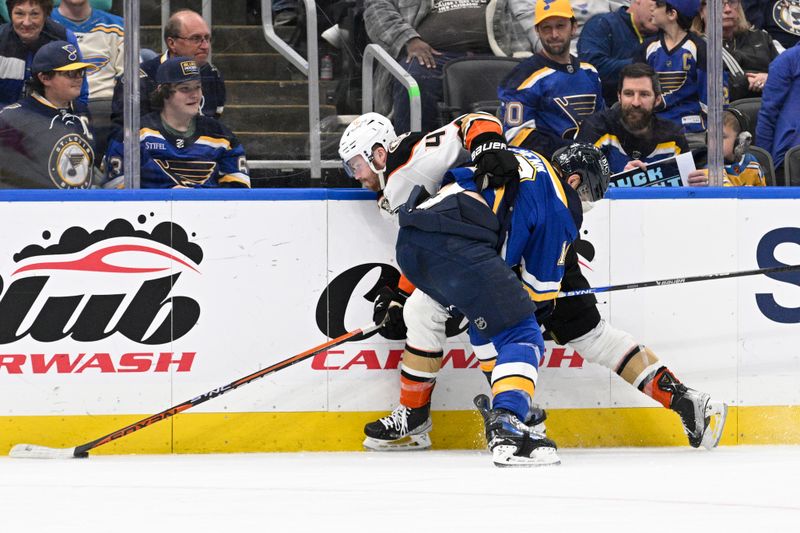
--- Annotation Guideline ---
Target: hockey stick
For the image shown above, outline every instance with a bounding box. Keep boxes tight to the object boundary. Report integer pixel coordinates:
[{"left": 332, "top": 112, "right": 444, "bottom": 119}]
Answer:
[
  {"left": 556, "top": 264, "right": 800, "bottom": 299},
  {"left": 8, "top": 321, "right": 383, "bottom": 459}
]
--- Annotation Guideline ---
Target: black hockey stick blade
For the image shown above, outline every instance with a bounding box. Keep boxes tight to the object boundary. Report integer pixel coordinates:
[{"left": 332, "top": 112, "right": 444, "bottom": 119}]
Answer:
[
  {"left": 556, "top": 264, "right": 800, "bottom": 299},
  {"left": 8, "top": 320, "right": 383, "bottom": 459}
]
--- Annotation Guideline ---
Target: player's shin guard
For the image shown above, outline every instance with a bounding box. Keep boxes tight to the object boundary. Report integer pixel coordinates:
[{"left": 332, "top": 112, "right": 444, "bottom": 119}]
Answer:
[
  {"left": 640, "top": 366, "right": 728, "bottom": 449},
  {"left": 488, "top": 317, "right": 543, "bottom": 422},
  {"left": 490, "top": 342, "right": 538, "bottom": 422},
  {"left": 472, "top": 341, "right": 496, "bottom": 384},
  {"left": 363, "top": 345, "right": 440, "bottom": 451},
  {"left": 399, "top": 345, "right": 442, "bottom": 408}
]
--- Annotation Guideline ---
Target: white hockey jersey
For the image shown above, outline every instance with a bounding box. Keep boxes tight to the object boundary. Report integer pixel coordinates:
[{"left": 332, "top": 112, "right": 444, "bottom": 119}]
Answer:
[
  {"left": 51, "top": 8, "right": 124, "bottom": 100},
  {"left": 380, "top": 113, "right": 504, "bottom": 215}
]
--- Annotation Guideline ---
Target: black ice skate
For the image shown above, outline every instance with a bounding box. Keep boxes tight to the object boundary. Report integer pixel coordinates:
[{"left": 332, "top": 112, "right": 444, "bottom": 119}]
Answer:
[
  {"left": 525, "top": 405, "right": 547, "bottom": 434},
  {"left": 474, "top": 395, "right": 560, "bottom": 467},
  {"left": 363, "top": 404, "right": 432, "bottom": 451},
  {"left": 660, "top": 372, "right": 728, "bottom": 449}
]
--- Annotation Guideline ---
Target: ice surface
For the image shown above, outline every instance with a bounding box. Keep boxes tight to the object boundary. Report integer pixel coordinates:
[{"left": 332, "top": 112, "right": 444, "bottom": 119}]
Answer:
[{"left": 2, "top": 447, "right": 799, "bottom": 531}]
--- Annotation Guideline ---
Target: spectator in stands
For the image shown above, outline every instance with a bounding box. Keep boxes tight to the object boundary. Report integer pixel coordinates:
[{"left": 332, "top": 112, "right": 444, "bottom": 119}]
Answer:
[
  {"left": 499, "top": 0, "right": 604, "bottom": 159},
  {"left": 52, "top": 0, "right": 122, "bottom": 160},
  {"left": 0, "top": 40, "right": 94, "bottom": 188},
  {"left": 578, "top": 0, "right": 658, "bottom": 104},
  {"left": 1, "top": 0, "right": 110, "bottom": 22},
  {"left": 51, "top": 0, "right": 122, "bottom": 100},
  {"left": 577, "top": 62, "right": 693, "bottom": 174},
  {"left": 634, "top": 0, "right": 714, "bottom": 147},
  {"left": 742, "top": 0, "right": 799, "bottom": 49},
  {"left": 756, "top": 42, "right": 800, "bottom": 184},
  {"left": 513, "top": 0, "right": 627, "bottom": 56},
  {"left": 104, "top": 57, "right": 250, "bottom": 189},
  {"left": 0, "top": 0, "right": 88, "bottom": 109},
  {"left": 692, "top": 0, "right": 779, "bottom": 100},
  {"left": 110, "top": 9, "right": 225, "bottom": 125},
  {"left": 720, "top": 108, "right": 766, "bottom": 185},
  {"left": 363, "top": 0, "right": 530, "bottom": 133}
]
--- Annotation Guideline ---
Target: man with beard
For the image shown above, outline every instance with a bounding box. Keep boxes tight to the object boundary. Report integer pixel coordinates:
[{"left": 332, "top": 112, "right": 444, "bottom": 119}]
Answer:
[
  {"left": 576, "top": 62, "right": 698, "bottom": 177},
  {"left": 498, "top": 0, "right": 604, "bottom": 159}
]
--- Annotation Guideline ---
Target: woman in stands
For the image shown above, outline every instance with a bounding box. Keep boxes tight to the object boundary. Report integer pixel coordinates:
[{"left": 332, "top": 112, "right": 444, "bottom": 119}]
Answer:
[{"left": 692, "top": 0, "right": 780, "bottom": 100}]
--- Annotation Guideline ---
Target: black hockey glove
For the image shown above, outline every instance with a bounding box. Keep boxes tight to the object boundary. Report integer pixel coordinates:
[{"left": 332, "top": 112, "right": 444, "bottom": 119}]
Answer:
[
  {"left": 471, "top": 132, "right": 520, "bottom": 191},
  {"left": 373, "top": 286, "right": 409, "bottom": 339}
]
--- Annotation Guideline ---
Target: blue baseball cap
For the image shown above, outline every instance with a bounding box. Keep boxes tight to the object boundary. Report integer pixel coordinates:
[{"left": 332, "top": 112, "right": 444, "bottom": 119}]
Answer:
[
  {"left": 31, "top": 41, "right": 93, "bottom": 74},
  {"left": 665, "top": 0, "right": 700, "bottom": 19},
  {"left": 156, "top": 57, "right": 201, "bottom": 84}
]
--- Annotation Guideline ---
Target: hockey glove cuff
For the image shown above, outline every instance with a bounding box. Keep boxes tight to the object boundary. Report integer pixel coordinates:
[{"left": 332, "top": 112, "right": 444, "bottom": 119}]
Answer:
[{"left": 471, "top": 132, "right": 520, "bottom": 191}]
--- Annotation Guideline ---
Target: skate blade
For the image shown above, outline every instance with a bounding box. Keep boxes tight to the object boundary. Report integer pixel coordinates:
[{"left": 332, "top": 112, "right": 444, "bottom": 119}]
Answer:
[
  {"left": 700, "top": 400, "right": 728, "bottom": 450},
  {"left": 363, "top": 433, "right": 432, "bottom": 452},
  {"left": 491, "top": 445, "right": 561, "bottom": 468}
]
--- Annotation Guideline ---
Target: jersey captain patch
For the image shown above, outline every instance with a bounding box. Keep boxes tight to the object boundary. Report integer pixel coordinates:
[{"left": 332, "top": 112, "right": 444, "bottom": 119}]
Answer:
[{"left": 48, "top": 134, "right": 93, "bottom": 189}]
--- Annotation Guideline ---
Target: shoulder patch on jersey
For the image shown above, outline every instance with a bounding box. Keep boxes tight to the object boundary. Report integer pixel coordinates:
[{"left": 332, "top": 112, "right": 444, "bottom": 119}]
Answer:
[
  {"left": 389, "top": 132, "right": 411, "bottom": 152},
  {"left": 48, "top": 134, "right": 94, "bottom": 189},
  {"left": 385, "top": 132, "right": 424, "bottom": 178}
]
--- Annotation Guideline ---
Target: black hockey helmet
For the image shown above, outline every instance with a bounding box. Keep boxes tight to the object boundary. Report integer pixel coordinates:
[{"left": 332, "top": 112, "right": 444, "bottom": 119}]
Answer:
[{"left": 551, "top": 143, "right": 611, "bottom": 202}]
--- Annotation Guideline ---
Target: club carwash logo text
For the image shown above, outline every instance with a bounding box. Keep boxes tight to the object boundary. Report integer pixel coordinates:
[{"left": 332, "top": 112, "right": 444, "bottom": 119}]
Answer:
[{"left": 0, "top": 215, "right": 203, "bottom": 375}]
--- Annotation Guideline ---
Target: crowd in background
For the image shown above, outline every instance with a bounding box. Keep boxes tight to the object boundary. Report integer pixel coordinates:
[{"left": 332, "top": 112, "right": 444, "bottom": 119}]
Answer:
[{"left": 0, "top": 0, "right": 798, "bottom": 188}]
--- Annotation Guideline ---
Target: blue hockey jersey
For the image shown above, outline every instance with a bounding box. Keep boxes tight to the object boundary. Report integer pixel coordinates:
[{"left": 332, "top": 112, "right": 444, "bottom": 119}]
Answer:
[
  {"left": 449, "top": 150, "right": 578, "bottom": 302},
  {"left": 103, "top": 112, "right": 250, "bottom": 189},
  {"left": 634, "top": 32, "right": 725, "bottom": 134},
  {"left": 498, "top": 54, "right": 604, "bottom": 158}
]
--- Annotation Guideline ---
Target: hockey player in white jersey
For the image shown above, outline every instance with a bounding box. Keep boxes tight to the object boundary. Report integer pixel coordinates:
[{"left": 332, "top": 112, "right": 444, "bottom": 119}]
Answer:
[
  {"left": 341, "top": 111, "right": 574, "bottom": 466},
  {"left": 339, "top": 113, "right": 728, "bottom": 457},
  {"left": 339, "top": 111, "right": 523, "bottom": 452}
]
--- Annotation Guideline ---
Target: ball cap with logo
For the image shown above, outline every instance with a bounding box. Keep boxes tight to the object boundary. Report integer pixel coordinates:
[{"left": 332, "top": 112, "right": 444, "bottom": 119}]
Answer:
[
  {"left": 31, "top": 41, "right": 94, "bottom": 74},
  {"left": 534, "top": 0, "right": 575, "bottom": 25},
  {"left": 663, "top": 0, "right": 701, "bottom": 19},
  {"left": 156, "top": 57, "right": 202, "bottom": 84}
]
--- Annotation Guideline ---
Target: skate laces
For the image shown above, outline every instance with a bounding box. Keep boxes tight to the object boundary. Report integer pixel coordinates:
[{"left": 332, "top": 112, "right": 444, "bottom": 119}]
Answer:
[{"left": 379, "top": 405, "right": 410, "bottom": 434}]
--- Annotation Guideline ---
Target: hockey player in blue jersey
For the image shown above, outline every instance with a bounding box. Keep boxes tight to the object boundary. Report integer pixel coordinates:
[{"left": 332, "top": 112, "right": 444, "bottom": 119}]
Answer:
[
  {"left": 633, "top": 0, "right": 722, "bottom": 146},
  {"left": 498, "top": 0, "right": 604, "bottom": 159},
  {"left": 103, "top": 57, "right": 249, "bottom": 189},
  {"left": 340, "top": 111, "right": 728, "bottom": 457},
  {"left": 395, "top": 150, "right": 579, "bottom": 467},
  {"left": 339, "top": 111, "right": 595, "bottom": 466}
]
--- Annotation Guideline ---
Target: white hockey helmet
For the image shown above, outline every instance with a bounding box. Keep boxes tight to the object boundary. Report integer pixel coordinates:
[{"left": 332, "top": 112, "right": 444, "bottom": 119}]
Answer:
[{"left": 338, "top": 112, "right": 397, "bottom": 188}]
